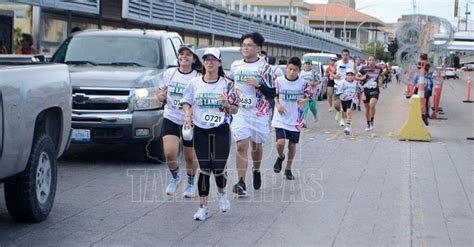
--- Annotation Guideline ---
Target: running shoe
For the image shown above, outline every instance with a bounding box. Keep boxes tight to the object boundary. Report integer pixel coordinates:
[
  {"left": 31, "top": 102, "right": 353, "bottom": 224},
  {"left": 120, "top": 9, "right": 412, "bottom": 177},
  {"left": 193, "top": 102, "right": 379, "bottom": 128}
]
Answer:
[
  {"left": 273, "top": 154, "right": 285, "bottom": 173},
  {"left": 339, "top": 118, "right": 345, "bottom": 127},
  {"left": 328, "top": 107, "right": 333, "bottom": 112},
  {"left": 166, "top": 176, "right": 180, "bottom": 195},
  {"left": 232, "top": 178, "right": 247, "bottom": 196},
  {"left": 370, "top": 123, "right": 375, "bottom": 131},
  {"left": 253, "top": 170, "right": 262, "bottom": 190},
  {"left": 284, "top": 169, "right": 295, "bottom": 180},
  {"left": 218, "top": 192, "right": 230, "bottom": 212},
  {"left": 183, "top": 183, "right": 195, "bottom": 198},
  {"left": 335, "top": 111, "right": 341, "bottom": 122},
  {"left": 344, "top": 126, "right": 352, "bottom": 135},
  {"left": 365, "top": 126, "right": 371, "bottom": 132},
  {"left": 193, "top": 205, "right": 209, "bottom": 221}
]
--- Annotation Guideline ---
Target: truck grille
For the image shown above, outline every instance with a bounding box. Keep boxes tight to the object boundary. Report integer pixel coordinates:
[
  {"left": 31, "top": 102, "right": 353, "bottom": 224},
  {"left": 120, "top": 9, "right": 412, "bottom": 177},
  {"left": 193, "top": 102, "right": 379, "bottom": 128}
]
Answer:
[{"left": 73, "top": 87, "right": 131, "bottom": 112}]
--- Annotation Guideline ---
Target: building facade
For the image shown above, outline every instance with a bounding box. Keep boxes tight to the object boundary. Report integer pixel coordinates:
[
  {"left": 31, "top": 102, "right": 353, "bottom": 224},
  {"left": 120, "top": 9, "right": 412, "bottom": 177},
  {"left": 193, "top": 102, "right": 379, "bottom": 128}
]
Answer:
[{"left": 309, "top": 3, "right": 386, "bottom": 48}]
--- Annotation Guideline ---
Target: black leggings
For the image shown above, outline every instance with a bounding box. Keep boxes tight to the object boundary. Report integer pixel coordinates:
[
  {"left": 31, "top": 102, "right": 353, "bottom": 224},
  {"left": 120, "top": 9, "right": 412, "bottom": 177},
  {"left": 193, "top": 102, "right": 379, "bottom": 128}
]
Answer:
[{"left": 194, "top": 124, "right": 231, "bottom": 197}]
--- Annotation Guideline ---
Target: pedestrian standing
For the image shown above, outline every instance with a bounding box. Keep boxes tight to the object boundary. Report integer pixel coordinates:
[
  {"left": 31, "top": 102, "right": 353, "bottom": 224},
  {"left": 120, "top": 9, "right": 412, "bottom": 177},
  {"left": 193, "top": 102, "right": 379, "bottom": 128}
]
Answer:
[
  {"left": 272, "top": 57, "right": 312, "bottom": 180},
  {"left": 181, "top": 48, "right": 240, "bottom": 221},
  {"left": 157, "top": 45, "right": 202, "bottom": 198}
]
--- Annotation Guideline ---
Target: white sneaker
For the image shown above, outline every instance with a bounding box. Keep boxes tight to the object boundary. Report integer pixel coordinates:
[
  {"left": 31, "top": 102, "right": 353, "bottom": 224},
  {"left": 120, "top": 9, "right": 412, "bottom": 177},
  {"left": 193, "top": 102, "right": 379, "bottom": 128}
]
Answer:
[
  {"left": 344, "top": 126, "right": 352, "bottom": 135},
  {"left": 370, "top": 124, "right": 375, "bottom": 131},
  {"left": 193, "top": 205, "right": 209, "bottom": 221},
  {"left": 365, "top": 126, "right": 371, "bottom": 132},
  {"left": 218, "top": 192, "right": 230, "bottom": 212},
  {"left": 183, "top": 183, "right": 195, "bottom": 198},
  {"left": 166, "top": 176, "right": 180, "bottom": 195}
]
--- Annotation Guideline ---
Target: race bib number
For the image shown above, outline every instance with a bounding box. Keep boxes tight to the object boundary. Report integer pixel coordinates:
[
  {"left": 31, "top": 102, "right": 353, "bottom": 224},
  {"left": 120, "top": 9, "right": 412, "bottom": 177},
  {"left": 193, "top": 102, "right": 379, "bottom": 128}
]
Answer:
[
  {"left": 169, "top": 98, "right": 182, "bottom": 109},
  {"left": 239, "top": 94, "right": 255, "bottom": 108},
  {"left": 201, "top": 111, "right": 225, "bottom": 126}
]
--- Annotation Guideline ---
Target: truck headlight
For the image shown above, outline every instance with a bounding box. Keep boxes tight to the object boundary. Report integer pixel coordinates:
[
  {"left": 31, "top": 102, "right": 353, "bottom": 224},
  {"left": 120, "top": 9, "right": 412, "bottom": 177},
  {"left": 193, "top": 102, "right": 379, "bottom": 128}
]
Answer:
[{"left": 134, "top": 87, "right": 161, "bottom": 110}]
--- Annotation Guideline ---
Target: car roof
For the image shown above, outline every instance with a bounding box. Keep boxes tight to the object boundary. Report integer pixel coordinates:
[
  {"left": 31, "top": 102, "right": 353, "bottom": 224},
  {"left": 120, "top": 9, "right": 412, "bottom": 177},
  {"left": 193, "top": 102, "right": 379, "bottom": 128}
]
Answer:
[
  {"left": 304, "top": 53, "right": 337, "bottom": 57},
  {"left": 195, "top": 46, "right": 241, "bottom": 52},
  {"left": 74, "top": 29, "right": 177, "bottom": 39}
]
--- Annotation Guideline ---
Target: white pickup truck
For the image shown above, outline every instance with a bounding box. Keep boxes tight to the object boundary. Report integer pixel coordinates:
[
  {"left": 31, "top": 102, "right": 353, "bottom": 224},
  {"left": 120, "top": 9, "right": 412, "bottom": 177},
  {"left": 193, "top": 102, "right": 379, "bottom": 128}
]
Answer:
[{"left": 0, "top": 57, "right": 72, "bottom": 222}]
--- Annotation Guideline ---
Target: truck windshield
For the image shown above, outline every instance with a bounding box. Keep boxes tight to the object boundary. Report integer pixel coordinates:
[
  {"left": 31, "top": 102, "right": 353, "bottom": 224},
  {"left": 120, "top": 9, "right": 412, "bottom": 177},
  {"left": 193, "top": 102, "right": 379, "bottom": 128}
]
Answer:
[{"left": 64, "top": 36, "right": 162, "bottom": 68}]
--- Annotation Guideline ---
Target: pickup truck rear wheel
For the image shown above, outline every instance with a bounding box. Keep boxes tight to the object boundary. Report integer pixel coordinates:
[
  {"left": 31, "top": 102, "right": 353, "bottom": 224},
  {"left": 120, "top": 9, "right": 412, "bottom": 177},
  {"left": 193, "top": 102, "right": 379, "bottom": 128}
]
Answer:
[{"left": 3, "top": 134, "right": 57, "bottom": 222}]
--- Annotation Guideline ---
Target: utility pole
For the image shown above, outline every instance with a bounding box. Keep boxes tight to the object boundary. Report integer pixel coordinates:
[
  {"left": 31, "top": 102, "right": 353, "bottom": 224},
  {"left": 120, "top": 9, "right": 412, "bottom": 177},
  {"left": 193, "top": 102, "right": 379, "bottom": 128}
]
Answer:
[
  {"left": 466, "top": 2, "right": 471, "bottom": 31},
  {"left": 289, "top": 0, "right": 293, "bottom": 28}
]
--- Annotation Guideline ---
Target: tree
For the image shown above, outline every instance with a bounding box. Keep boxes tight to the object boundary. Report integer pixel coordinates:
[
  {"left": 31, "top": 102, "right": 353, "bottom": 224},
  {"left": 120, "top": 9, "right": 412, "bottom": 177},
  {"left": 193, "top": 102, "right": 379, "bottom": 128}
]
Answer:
[
  {"left": 362, "top": 41, "right": 393, "bottom": 63},
  {"left": 387, "top": 38, "right": 398, "bottom": 59}
]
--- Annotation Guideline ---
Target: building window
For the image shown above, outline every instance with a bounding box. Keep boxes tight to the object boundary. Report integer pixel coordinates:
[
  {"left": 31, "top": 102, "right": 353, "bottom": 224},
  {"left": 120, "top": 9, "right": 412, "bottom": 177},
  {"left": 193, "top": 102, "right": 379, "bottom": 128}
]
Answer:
[{"left": 15, "top": 10, "right": 27, "bottom": 19}]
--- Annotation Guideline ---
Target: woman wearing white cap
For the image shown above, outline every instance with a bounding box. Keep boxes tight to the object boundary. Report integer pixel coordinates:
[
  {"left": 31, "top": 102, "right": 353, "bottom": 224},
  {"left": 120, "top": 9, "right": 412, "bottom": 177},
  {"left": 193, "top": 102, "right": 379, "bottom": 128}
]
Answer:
[
  {"left": 181, "top": 48, "right": 240, "bottom": 221},
  {"left": 156, "top": 45, "right": 202, "bottom": 198}
]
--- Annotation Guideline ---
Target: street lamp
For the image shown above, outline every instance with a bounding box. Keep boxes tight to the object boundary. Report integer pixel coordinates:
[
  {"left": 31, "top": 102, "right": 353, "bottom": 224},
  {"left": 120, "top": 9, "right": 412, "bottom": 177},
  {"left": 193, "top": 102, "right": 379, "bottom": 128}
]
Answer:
[
  {"left": 343, "top": 5, "right": 375, "bottom": 43},
  {"left": 356, "top": 20, "right": 371, "bottom": 48}
]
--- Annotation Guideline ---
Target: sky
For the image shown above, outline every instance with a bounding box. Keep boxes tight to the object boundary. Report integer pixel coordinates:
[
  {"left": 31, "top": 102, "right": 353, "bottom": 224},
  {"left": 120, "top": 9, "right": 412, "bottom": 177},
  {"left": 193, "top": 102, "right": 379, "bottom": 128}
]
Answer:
[{"left": 306, "top": 0, "right": 473, "bottom": 24}]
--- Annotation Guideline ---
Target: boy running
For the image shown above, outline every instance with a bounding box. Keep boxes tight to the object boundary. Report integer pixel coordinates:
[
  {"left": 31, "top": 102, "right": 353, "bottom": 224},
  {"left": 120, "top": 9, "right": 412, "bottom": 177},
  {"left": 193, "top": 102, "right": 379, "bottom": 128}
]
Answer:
[
  {"left": 228, "top": 32, "right": 275, "bottom": 195},
  {"left": 272, "top": 57, "right": 312, "bottom": 180},
  {"left": 339, "top": 68, "right": 362, "bottom": 135}
]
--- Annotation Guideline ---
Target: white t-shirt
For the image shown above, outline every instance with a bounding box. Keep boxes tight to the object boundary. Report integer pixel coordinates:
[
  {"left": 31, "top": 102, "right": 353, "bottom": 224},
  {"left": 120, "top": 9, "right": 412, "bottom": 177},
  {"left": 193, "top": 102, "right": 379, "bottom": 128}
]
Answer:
[
  {"left": 272, "top": 76, "right": 311, "bottom": 132},
  {"left": 228, "top": 57, "right": 274, "bottom": 118},
  {"left": 181, "top": 76, "right": 239, "bottom": 129},
  {"left": 335, "top": 60, "right": 355, "bottom": 94},
  {"left": 339, "top": 79, "right": 363, "bottom": 101},
  {"left": 300, "top": 69, "right": 321, "bottom": 98},
  {"left": 160, "top": 68, "right": 201, "bottom": 125}
]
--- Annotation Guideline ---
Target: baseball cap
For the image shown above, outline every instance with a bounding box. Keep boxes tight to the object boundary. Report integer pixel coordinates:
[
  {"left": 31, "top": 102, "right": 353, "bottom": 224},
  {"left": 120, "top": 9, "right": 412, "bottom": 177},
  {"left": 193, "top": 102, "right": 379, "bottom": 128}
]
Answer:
[
  {"left": 330, "top": 57, "right": 338, "bottom": 61},
  {"left": 304, "top": 58, "right": 312, "bottom": 64},
  {"left": 178, "top": 44, "right": 197, "bottom": 57},
  {"left": 202, "top": 48, "right": 221, "bottom": 61},
  {"left": 345, "top": 68, "right": 355, "bottom": 75}
]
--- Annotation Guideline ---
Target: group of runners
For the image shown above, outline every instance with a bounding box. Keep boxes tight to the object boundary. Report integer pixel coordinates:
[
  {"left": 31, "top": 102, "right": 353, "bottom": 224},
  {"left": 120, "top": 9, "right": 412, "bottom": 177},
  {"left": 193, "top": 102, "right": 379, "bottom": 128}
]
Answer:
[{"left": 156, "top": 32, "right": 388, "bottom": 221}]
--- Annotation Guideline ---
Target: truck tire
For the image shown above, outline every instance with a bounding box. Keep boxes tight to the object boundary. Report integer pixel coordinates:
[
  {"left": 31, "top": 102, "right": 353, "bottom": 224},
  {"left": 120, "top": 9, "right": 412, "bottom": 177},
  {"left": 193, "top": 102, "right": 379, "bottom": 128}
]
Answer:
[{"left": 3, "top": 134, "right": 57, "bottom": 222}]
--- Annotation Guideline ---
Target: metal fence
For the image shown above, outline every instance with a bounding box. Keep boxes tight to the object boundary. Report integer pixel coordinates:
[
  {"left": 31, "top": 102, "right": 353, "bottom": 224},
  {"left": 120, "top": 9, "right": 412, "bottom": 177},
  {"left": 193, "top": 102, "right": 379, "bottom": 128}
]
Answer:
[
  {"left": 11, "top": 0, "right": 100, "bottom": 14},
  {"left": 123, "top": 0, "right": 365, "bottom": 57}
]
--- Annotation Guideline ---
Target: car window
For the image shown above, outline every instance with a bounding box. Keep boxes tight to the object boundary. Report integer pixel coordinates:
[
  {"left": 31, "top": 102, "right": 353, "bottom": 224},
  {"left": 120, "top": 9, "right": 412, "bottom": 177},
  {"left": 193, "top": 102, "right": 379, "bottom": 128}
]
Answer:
[
  {"left": 62, "top": 36, "right": 162, "bottom": 68},
  {"left": 220, "top": 51, "right": 242, "bottom": 71}
]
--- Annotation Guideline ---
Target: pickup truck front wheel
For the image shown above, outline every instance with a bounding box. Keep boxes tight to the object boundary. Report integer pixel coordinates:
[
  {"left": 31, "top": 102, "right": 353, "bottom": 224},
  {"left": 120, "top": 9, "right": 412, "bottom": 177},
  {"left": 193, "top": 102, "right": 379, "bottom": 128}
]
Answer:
[{"left": 4, "top": 134, "right": 57, "bottom": 222}]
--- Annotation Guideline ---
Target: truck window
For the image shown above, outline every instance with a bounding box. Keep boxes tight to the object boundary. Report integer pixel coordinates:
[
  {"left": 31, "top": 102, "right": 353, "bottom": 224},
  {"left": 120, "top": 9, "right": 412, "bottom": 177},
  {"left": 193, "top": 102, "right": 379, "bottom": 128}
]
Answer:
[
  {"left": 171, "top": 37, "right": 183, "bottom": 53},
  {"left": 164, "top": 39, "right": 177, "bottom": 65},
  {"left": 51, "top": 37, "right": 72, "bottom": 63},
  {"left": 62, "top": 36, "right": 162, "bottom": 68}
]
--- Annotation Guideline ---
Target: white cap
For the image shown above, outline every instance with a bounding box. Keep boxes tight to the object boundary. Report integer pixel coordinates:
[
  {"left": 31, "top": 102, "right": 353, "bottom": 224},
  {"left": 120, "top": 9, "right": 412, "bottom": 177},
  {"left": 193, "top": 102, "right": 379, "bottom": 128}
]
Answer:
[
  {"left": 202, "top": 48, "right": 221, "bottom": 61},
  {"left": 345, "top": 68, "right": 355, "bottom": 75},
  {"left": 182, "top": 125, "right": 193, "bottom": 141}
]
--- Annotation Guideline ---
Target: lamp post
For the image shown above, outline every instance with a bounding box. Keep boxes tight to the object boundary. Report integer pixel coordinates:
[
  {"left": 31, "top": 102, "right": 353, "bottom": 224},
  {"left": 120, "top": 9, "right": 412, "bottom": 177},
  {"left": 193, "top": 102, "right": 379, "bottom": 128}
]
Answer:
[
  {"left": 356, "top": 20, "right": 373, "bottom": 48},
  {"left": 343, "top": 5, "right": 375, "bottom": 43},
  {"left": 323, "top": 1, "right": 328, "bottom": 33}
]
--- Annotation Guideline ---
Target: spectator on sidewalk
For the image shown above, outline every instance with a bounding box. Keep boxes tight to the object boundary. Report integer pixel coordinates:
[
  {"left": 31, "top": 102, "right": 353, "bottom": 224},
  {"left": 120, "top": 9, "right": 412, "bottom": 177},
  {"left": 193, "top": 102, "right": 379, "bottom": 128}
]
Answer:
[{"left": 15, "top": 33, "right": 38, "bottom": 55}]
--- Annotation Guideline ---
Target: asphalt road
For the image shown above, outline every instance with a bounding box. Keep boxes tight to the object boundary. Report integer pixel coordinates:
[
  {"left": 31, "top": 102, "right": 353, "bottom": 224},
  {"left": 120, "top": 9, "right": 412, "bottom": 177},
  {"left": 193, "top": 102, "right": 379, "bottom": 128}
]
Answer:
[{"left": 1, "top": 73, "right": 472, "bottom": 246}]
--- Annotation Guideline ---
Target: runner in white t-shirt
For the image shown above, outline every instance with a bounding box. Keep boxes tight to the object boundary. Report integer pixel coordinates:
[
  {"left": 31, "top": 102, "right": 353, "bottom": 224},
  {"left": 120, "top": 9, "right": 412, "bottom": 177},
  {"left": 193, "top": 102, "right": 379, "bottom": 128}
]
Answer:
[
  {"left": 300, "top": 58, "right": 320, "bottom": 127},
  {"left": 156, "top": 45, "right": 202, "bottom": 198},
  {"left": 339, "top": 68, "right": 363, "bottom": 135},
  {"left": 272, "top": 57, "right": 312, "bottom": 180},
  {"left": 181, "top": 48, "right": 240, "bottom": 221},
  {"left": 333, "top": 49, "right": 355, "bottom": 127},
  {"left": 228, "top": 32, "right": 275, "bottom": 195}
]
